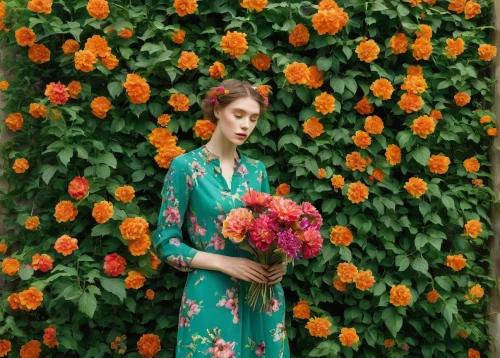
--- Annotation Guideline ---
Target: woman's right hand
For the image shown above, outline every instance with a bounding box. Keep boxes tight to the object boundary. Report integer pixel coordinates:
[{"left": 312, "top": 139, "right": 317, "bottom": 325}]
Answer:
[{"left": 218, "top": 256, "right": 269, "bottom": 284}]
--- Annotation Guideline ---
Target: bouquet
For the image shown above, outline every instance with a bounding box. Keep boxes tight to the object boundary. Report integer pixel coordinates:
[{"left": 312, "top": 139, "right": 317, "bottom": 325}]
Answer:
[{"left": 221, "top": 189, "right": 324, "bottom": 311}]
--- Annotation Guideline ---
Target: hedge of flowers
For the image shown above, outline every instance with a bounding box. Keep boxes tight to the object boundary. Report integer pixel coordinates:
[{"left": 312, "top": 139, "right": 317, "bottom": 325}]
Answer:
[{"left": 0, "top": 0, "right": 498, "bottom": 357}]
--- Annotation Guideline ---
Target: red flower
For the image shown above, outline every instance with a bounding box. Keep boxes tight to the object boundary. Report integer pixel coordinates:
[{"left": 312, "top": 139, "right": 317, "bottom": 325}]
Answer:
[{"left": 68, "top": 176, "right": 89, "bottom": 200}]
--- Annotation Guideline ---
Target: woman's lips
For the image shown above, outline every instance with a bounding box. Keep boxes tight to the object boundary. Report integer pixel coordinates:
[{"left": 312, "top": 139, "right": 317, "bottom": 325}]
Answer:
[{"left": 236, "top": 133, "right": 247, "bottom": 138}]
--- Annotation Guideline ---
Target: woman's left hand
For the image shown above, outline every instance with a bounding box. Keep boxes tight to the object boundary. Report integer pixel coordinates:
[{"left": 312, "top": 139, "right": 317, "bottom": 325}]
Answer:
[{"left": 266, "top": 263, "right": 287, "bottom": 285}]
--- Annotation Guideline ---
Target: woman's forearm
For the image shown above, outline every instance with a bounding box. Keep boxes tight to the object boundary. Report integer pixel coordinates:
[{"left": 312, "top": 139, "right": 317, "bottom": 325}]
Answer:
[{"left": 189, "top": 250, "right": 223, "bottom": 271}]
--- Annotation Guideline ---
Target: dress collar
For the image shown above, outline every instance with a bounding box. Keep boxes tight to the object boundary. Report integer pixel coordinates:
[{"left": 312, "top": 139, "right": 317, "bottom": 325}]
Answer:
[{"left": 201, "top": 144, "right": 243, "bottom": 165}]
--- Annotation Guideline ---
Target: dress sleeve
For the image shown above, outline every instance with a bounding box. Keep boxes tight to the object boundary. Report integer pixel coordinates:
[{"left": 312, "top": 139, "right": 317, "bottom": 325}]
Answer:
[
  {"left": 153, "top": 156, "right": 199, "bottom": 272},
  {"left": 259, "top": 160, "right": 271, "bottom": 195}
]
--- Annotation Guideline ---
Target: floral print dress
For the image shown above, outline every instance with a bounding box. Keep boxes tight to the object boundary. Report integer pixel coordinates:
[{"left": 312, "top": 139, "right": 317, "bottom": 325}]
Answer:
[{"left": 153, "top": 144, "right": 290, "bottom": 358}]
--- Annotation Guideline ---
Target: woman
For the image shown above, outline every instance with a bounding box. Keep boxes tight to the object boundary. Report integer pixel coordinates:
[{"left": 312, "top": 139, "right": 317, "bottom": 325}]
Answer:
[{"left": 154, "top": 79, "right": 290, "bottom": 357}]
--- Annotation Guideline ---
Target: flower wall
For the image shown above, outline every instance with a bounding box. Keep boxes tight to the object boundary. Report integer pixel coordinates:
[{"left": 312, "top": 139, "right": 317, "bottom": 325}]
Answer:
[{"left": 0, "top": 0, "right": 498, "bottom": 357}]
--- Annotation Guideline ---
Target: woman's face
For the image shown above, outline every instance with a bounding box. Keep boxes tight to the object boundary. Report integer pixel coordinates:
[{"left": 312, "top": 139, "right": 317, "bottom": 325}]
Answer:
[{"left": 214, "top": 96, "right": 260, "bottom": 145}]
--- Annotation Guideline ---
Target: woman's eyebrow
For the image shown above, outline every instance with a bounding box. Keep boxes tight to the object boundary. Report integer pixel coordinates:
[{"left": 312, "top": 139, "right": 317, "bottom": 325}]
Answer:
[{"left": 233, "top": 108, "right": 259, "bottom": 116}]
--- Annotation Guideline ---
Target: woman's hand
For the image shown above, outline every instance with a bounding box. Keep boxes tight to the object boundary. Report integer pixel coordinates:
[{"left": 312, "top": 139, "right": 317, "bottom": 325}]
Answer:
[
  {"left": 217, "top": 256, "right": 270, "bottom": 284},
  {"left": 266, "top": 262, "right": 287, "bottom": 285}
]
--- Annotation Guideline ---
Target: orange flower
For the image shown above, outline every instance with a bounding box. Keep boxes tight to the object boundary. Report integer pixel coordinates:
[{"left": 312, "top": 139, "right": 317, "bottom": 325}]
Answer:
[
  {"left": 480, "top": 115, "right": 492, "bottom": 124},
  {"left": 458, "top": 331, "right": 469, "bottom": 339},
  {"left": 311, "top": 6, "right": 349, "bottom": 36},
  {"left": 90, "top": 96, "right": 112, "bottom": 118},
  {"left": 125, "top": 270, "right": 146, "bottom": 289},
  {"left": 463, "top": 157, "right": 480, "bottom": 173},
  {"left": 222, "top": 208, "right": 254, "bottom": 243},
  {"left": 487, "top": 127, "right": 498, "bottom": 136},
  {"left": 401, "top": 75, "right": 428, "bottom": 94},
  {"left": 54, "top": 234, "right": 78, "bottom": 256},
  {"left": 289, "top": 24, "right": 310, "bottom": 47},
  {"left": 172, "top": 29, "right": 186, "bottom": 44},
  {"left": 478, "top": 44, "right": 497, "bottom": 61},
  {"left": 317, "top": 168, "right": 326, "bottom": 179},
  {"left": 444, "top": 38, "right": 465, "bottom": 59},
  {"left": 353, "top": 269, "right": 375, "bottom": 291},
  {"left": 384, "top": 339, "right": 395, "bottom": 348},
  {"left": 464, "top": 1, "right": 481, "bottom": 19},
  {"left": 120, "top": 217, "right": 149, "bottom": 241},
  {"left": 330, "top": 226, "right": 353, "bottom": 246},
  {"left": 20, "top": 340, "right": 42, "bottom": 357},
  {"left": 276, "top": 183, "right": 290, "bottom": 196},
  {"left": 411, "top": 37, "right": 433, "bottom": 60},
  {"left": 472, "top": 179, "right": 484, "bottom": 187},
  {"left": 13, "top": 158, "right": 29, "bottom": 174},
  {"left": 74, "top": 49, "right": 97, "bottom": 72},
  {"left": 67, "top": 81, "right": 82, "bottom": 99},
  {"left": 220, "top": 31, "right": 248, "bottom": 58},
  {"left": 302, "top": 116, "right": 324, "bottom": 138},
  {"left": 337, "top": 262, "right": 358, "bottom": 283},
  {"left": 427, "top": 154, "right": 450, "bottom": 174},
  {"left": 145, "top": 289, "right": 155, "bottom": 300},
  {"left": 0, "top": 243, "right": 7, "bottom": 254},
  {"left": 137, "top": 334, "right": 161, "bottom": 358},
  {"left": 346, "top": 152, "right": 371, "bottom": 172},
  {"left": 251, "top": 53, "right": 271, "bottom": 71},
  {"left": 468, "top": 348, "right": 480, "bottom": 358},
  {"left": 355, "top": 37, "right": 380, "bottom": 63},
  {"left": 168, "top": 93, "right": 190, "bottom": 111},
  {"left": 54, "top": 201, "right": 78, "bottom": 222},
  {"left": 115, "top": 186, "right": 135, "bottom": 203},
  {"left": 62, "top": 39, "right": 79, "bottom": 54},
  {"left": 331, "top": 174, "right": 345, "bottom": 192},
  {"left": 92, "top": 201, "right": 114, "bottom": 224},
  {"left": 84, "top": 35, "right": 111, "bottom": 58},
  {"left": 426, "top": 289, "right": 440, "bottom": 303},
  {"left": 404, "top": 177, "right": 427, "bottom": 198},
  {"left": 390, "top": 284, "right": 412, "bottom": 306},
  {"left": 28, "top": 0, "right": 52, "bottom": 14},
  {"left": 305, "top": 317, "right": 331, "bottom": 338},
  {"left": 25, "top": 216, "right": 40, "bottom": 230},
  {"left": 469, "top": 283, "right": 484, "bottom": 298},
  {"left": 45, "top": 81, "right": 69, "bottom": 105},
  {"left": 2, "top": 257, "right": 20, "bottom": 276},
  {"left": 178, "top": 51, "right": 199, "bottom": 71},
  {"left": 410, "top": 115, "right": 435, "bottom": 138},
  {"left": 370, "top": 168, "right": 385, "bottom": 182},
  {"left": 333, "top": 277, "right": 346, "bottom": 291},
  {"left": 449, "top": 0, "right": 466, "bottom": 13},
  {"left": 8, "top": 293, "right": 22, "bottom": 310},
  {"left": 455, "top": 92, "right": 471, "bottom": 107},
  {"left": 398, "top": 92, "right": 424, "bottom": 113},
  {"left": 390, "top": 33, "right": 408, "bottom": 54},
  {"left": 292, "top": 299, "right": 310, "bottom": 319},
  {"left": 209, "top": 61, "right": 226, "bottom": 79},
  {"left": 173, "top": 0, "right": 198, "bottom": 16},
  {"left": 87, "top": 0, "right": 109, "bottom": 19},
  {"left": 347, "top": 181, "right": 369, "bottom": 204},
  {"left": 415, "top": 24, "right": 432, "bottom": 39},
  {"left": 157, "top": 113, "right": 171, "bottom": 126},
  {"left": 15, "top": 27, "right": 36, "bottom": 47},
  {"left": 101, "top": 54, "right": 119, "bottom": 70},
  {"left": 240, "top": 0, "right": 268, "bottom": 12},
  {"left": 193, "top": 119, "right": 216, "bottom": 139},
  {"left": 149, "top": 127, "right": 177, "bottom": 148},
  {"left": 352, "top": 130, "right": 371, "bottom": 149},
  {"left": 364, "top": 115, "right": 384, "bottom": 134},
  {"left": 19, "top": 287, "right": 44, "bottom": 310},
  {"left": 0, "top": 340, "right": 11, "bottom": 356},
  {"left": 150, "top": 251, "right": 161, "bottom": 270},
  {"left": 0, "top": 80, "right": 9, "bottom": 90},
  {"left": 446, "top": 254, "right": 467, "bottom": 271},
  {"left": 370, "top": 78, "right": 394, "bottom": 100},
  {"left": 28, "top": 44, "right": 51, "bottom": 63},
  {"left": 407, "top": 65, "right": 423, "bottom": 76},
  {"left": 43, "top": 325, "right": 58, "bottom": 348},
  {"left": 283, "top": 62, "right": 310, "bottom": 85},
  {"left": 339, "top": 327, "right": 359, "bottom": 347},
  {"left": 48, "top": 108, "right": 60, "bottom": 120},
  {"left": 155, "top": 145, "right": 186, "bottom": 169},
  {"left": 118, "top": 28, "right": 133, "bottom": 39},
  {"left": 354, "top": 96, "right": 374, "bottom": 115},
  {"left": 306, "top": 65, "right": 324, "bottom": 89},
  {"left": 464, "top": 219, "right": 482, "bottom": 239},
  {"left": 314, "top": 92, "right": 335, "bottom": 115},
  {"left": 32, "top": 253, "right": 54, "bottom": 272},
  {"left": 430, "top": 109, "right": 442, "bottom": 121},
  {"left": 128, "top": 233, "right": 151, "bottom": 256},
  {"left": 5, "top": 112, "right": 24, "bottom": 132}
]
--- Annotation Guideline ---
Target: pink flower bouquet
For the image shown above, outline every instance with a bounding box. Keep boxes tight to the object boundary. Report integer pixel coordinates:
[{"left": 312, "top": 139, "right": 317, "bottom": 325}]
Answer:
[{"left": 221, "top": 189, "right": 324, "bottom": 311}]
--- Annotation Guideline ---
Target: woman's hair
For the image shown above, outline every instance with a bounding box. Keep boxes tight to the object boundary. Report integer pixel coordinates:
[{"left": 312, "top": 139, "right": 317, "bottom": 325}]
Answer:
[{"left": 201, "top": 79, "right": 268, "bottom": 124}]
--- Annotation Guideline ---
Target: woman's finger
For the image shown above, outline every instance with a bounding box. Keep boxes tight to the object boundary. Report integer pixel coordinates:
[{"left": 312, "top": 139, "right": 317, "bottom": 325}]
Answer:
[
  {"left": 249, "top": 268, "right": 269, "bottom": 283},
  {"left": 268, "top": 277, "right": 283, "bottom": 285},
  {"left": 251, "top": 263, "right": 270, "bottom": 277},
  {"left": 245, "top": 271, "right": 267, "bottom": 284}
]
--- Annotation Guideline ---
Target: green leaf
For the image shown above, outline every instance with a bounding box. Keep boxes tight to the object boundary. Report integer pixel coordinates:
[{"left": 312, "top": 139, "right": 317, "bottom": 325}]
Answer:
[
  {"left": 99, "top": 277, "right": 126, "bottom": 302},
  {"left": 382, "top": 307, "right": 403, "bottom": 337},
  {"left": 317, "top": 56, "right": 333, "bottom": 71},
  {"left": 79, "top": 292, "right": 97, "bottom": 318},
  {"left": 397, "top": 255, "right": 410, "bottom": 271},
  {"left": 339, "top": 246, "right": 352, "bottom": 262},
  {"left": 58, "top": 147, "right": 74, "bottom": 167},
  {"left": 278, "top": 134, "right": 302, "bottom": 150},
  {"left": 148, "top": 102, "right": 163, "bottom": 117},
  {"left": 97, "top": 152, "right": 117, "bottom": 169},
  {"left": 91, "top": 223, "right": 116, "bottom": 237},
  {"left": 296, "top": 86, "right": 311, "bottom": 104},
  {"left": 330, "top": 77, "right": 345, "bottom": 94},
  {"left": 108, "top": 82, "right": 123, "bottom": 99},
  {"left": 411, "top": 146, "right": 430, "bottom": 166},
  {"left": 397, "top": 4, "right": 410, "bottom": 16},
  {"left": 18, "top": 265, "right": 34, "bottom": 280},
  {"left": 412, "top": 257, "right": 429, "bottom": 273},
  {"left": 435, "top": 276, "right": 453, "bottom": 292},
  {"left": 42, "top": 166, "right": 58, "bottom": 185}
]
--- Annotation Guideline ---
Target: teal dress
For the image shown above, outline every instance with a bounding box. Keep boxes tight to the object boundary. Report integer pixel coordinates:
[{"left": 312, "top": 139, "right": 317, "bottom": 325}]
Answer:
[{"left": 153, "top": 144, "right": 290, "bottom": 358}]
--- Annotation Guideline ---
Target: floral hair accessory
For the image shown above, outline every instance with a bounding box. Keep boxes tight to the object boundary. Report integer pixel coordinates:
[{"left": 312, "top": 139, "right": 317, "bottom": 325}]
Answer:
[
  {"left": 209, "top": 86, "right": 229, "bottom": 103},
  {"left": 252, "top": 85, "right": 270, "bottom": 105}
]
